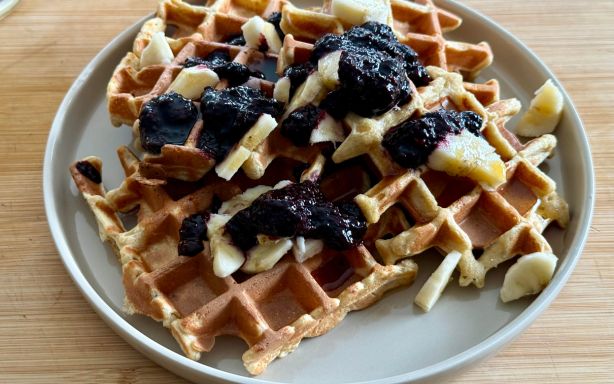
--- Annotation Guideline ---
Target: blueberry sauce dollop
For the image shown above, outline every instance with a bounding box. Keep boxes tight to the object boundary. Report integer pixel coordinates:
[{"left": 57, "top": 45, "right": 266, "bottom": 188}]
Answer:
[
  {"left": 184, "top": 50, "right": 265, "bottom": 87},
  {"left": 178, "top": 214, "right": 209, "bottom": 256},
  {"left": 76, "top": 161, "right": 101, "bottom": 184},
  {"left": 382, "top": 110, "right": 483, "bottom": 169},
  {"left": 307, "top": 22, "right": 430, "bottom": 118},
  {"left": 225, "top": 181, "right": 368, "bottom": 251},
  {"left": 138, "top": 92, "right": 199, "bottom": 154},
  {"left": 198, "top": 86, "right": 284, "bottom": 160},
  {"left": 280, "top": 104, "right": 325, "bottom": 146},
  {"left": 267, "top": 12, "right": 285, "bottom": 41}
]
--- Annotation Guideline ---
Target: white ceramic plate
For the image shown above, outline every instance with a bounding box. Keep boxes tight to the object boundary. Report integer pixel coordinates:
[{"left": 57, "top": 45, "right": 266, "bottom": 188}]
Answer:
[{"left": 44, "top": 1, "right": 594, "bottom": 383}]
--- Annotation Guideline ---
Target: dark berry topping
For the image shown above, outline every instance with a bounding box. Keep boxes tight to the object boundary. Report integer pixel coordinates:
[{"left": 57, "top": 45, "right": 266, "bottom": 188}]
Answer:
[
  {"left": 382, "top": 110, "right": 483, "bottom": 169},
  {"left": 308, "top": 22, "right": 431, "bottom": 119},
  {"left": 178, "top": 214, "right": 208, "bottom": 256},
  {"left": 184, "top": 50, "right": 264, "bottom": 86},
  {"left": 267, "top": 12, "right": 285, "bottom": 41},
  {"left": 312, "top": 22, "right": 430, "bottom": 87},
  {"left": 139, "top": 92, "right": 198, "bottom": 154},
  {"left": 283, "top": 61, "right": 315, "bottom": 99},
  {"left": 319, "top": 88, "right": 352, "bottom": 120},
  {"left": 280, "top": 105, "right": 325, "bottom": 146},
  {"left": 337, "top": 49, "right": 411, "bottom": 117},
  {"left": 225, "top": 34, "right": 246, "bottom": 46},
  {"left": 76, "top": 161, "right": 101, "bottom": 184},
  {"left": 225, "top": 181, "right": 367, "bottom": 251},
  {"left": 198, "top": 86, "right": 284, "bottom": 160}
]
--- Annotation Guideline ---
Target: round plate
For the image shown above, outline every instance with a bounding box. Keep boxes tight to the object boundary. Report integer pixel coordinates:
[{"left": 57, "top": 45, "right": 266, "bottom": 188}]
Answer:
[{"left": 43, "top": 1, "right": 594, "bottom": 383}]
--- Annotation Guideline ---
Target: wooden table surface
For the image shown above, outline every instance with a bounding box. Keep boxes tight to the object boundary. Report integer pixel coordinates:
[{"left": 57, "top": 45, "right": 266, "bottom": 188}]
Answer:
[{"left": 1, "top": 0, "right": 612, "bottom": 383}]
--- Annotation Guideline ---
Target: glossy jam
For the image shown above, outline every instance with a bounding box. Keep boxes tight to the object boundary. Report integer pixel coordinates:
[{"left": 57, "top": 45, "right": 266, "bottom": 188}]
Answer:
[
  {"left": 280, "top": 104, "right": 325, "bottom": 146},
  {"left": 76, "top": 160, "right": 101, "bottom": 184},
  {"left": 225, "top": 181, "right": 367, "bottom": 251},
  {"left": 184, "top": 50, "right": 264, "bottom": 86},
  {"left": 382, "top": 109, "right": 483, "bottom": 168},
  {"left": 309, "top": 22, "right": 431, "bottom": 118},
  {"left": 198, "top": 86, "right": 284, "bottom": 160},
  {"left": 178, "top": 213, "right": 208, "bottom": 256},
  {"left": 138, "top": 92, "right": 199, "bottom": 154}
]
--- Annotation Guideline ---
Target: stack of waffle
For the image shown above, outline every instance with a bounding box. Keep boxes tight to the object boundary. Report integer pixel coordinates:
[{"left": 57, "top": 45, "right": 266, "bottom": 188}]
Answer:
[{"left": 71, "top": 0, "right": 568, "bottom": 375}]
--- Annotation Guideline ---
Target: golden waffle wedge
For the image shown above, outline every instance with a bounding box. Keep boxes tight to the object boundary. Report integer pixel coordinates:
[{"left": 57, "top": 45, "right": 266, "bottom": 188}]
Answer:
[
  {"left": 108, "top": 0, "right": 283, "bottom": 127},
  {"left": 279, "top": 0, "right": 493, "bottom": 77},
  {"left": 69, "top": 147, "right": 418, "bottom": 375},
  {"left": 350, "top": 68, "right": 569, "bottom": 288}
]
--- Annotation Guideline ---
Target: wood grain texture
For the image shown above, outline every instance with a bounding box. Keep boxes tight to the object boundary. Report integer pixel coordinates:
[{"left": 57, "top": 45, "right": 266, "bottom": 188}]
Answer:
[{"left": 0, "top": 0, "right": 612, "bottom": 383}]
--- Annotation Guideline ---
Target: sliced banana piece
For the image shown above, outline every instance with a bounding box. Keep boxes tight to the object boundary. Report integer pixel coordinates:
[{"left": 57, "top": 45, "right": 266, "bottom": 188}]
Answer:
[
  {"left": 215, "top": 114, "right": 278, "bottom": 180},
  {"left": 208, "top": 214, "right": 245, "bottom": 278},
  {"left": 241, "top": 16, "right": 282, "bottom": 54},
  {"left": 140, "top": 31, "right": 174, "bottom": 68},
  {"left": 274, "top": 76, "right": 292, "bottom": 104},
  {"left": 500, "top": 252, "right": 558, "bottom": 302},
  {"left": 167, "top": 66, "right": 219, "bottom": 100},
  {"left": 331, "top": 0, "right": 392, "bottom": 26},
  {"left": 414, "top": 251, "right": 462, "bottom": 312},
  {"left": 292, "top": 237, "right": 324, "bottom": 263},
  {"left": 516, "top": 80, "right": 564, "bottom": 137},
  {"left": 428, "top": 130, "right": 506, "bottom": 189},
  {"left": 318, "top": 51, "right": 342, "bottom": 89},
  {"left": 242, "top": 237, "right": 294, "bottom": 274},
  {"left": 310, "top": 112, "right": 345, "bottom": 144}
]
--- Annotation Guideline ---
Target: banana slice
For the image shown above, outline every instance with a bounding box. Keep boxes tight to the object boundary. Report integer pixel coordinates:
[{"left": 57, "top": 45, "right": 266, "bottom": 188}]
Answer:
[
  {"left": 242, "top": 237, "right": 294, "bottom": 274},
  {"left": 318, "top": 51, "right": 342, "bottom": 89},
  {"left": 331, "top": 0, "right": 392, "bottom": 26},
  {"left": 140, "top": 31, "right": 174, "bottom": 68},
  {"left": 292, "top": 237, "right": 324, "bottom": 263},
  {"left": 500, "top": 252, "right": 558, "bottom": 303},
  {"left": 215, "top": 114, "right": 278, "bottom": 180},
  {"left": 274, "top": 76, "right": 292, "bottom": 104},
  {"left": 516, "top": 79, "right": 564, "bottom": 137},
  {"left": 414, "top": 251, "right": 462, "bottom": 312},
  {"left": 167, "top": 66, "right": 219, "bottom": 100},
  {"left": 310, "top": 112, "right": 345, "bottom": 144},
  {"left": 208, "top": 214, "right": 245, "bottom": 278},
  {"left": 428, "top": 130, "right": 506, "bottom": 189},
  {"left": 241, "top": 16, "right": 282, "bottom": 54}
]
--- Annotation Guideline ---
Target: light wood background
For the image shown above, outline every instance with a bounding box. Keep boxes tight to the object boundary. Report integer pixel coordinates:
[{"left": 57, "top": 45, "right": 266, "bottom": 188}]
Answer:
[{"left": 0, "top": 0, "right": 612, "bottom": 383}]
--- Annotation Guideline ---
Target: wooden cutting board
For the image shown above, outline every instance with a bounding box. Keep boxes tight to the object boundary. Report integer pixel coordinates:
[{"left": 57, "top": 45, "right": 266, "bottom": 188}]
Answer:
[{"left": 0, "top": 0, "right": 612, "bottom": 382}]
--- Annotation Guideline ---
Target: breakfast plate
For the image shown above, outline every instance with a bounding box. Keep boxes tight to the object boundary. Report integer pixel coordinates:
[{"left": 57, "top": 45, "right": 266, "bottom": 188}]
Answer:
[{"left": 44, "top": 0, "right": 594, "bottom": 383}]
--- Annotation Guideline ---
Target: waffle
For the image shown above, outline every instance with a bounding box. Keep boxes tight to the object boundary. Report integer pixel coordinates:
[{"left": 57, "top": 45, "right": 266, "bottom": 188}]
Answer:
[
  {"left": 70, "top": 147, "right": 417, "bottom": 375},
  {"left": 71, "top": 0, "right": 570, "bottom": 376}
]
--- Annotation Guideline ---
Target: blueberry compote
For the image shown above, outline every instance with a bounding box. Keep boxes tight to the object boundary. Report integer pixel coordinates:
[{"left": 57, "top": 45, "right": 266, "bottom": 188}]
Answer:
[
  {"left": 198, "top": 86, "right": 284, "bottom": 160},
  {"left": 382, "top": 109, "right": 483, "bottom": 168},
  {"left": 310, "top": 22, "right": 430, "bottom": 118},
  {"left": 76, "top": 161, "right": 101, "bottom": 184},
  {"left": 280, "top": 104, "right": 325, "bottom": 146},
  {"left": 178, "top": 213, "right": 208, "bottom": 256},
  {"left": 184, "top": 50, "right": 264, "bottom": 86},
  {"left": 225, "top": 34, "right": 246, "bottom": 46},
  {"left": 225, "top": 181, "right": 367, "bottom": 251},
  {"left": 267, "top": 12, "right": 285, "bottom": 41},
  {"left": 139, "top": 92, "right": 199, "bottom": 154}
]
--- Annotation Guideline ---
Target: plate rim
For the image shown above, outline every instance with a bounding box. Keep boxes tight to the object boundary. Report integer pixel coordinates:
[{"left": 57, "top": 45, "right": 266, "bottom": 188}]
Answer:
[{"left": 43, "top": 1, "right": 595, "bottom": 383}]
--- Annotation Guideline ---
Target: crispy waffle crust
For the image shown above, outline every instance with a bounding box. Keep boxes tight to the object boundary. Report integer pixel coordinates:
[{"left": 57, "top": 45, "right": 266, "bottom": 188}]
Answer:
[
  {"left": 71, "top": 0, "right": 570, "bottom": 376},
  {"left": 70, "top": 148, "right": 418, "bottom": 375}
]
